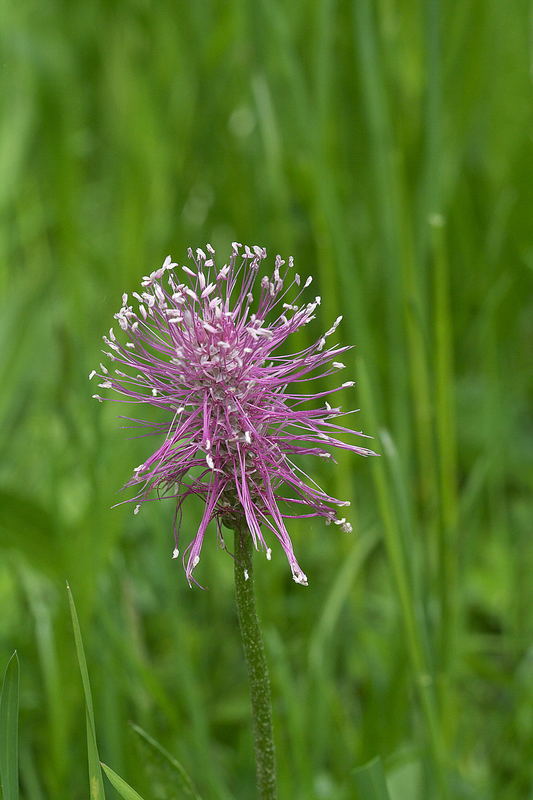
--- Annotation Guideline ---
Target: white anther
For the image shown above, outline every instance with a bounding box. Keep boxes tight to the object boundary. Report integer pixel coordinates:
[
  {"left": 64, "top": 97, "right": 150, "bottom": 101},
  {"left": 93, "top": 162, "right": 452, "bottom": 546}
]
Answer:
[
  {"left": 92, "top": 395, "right": 103, "bottom": 402},
  {"left": 134, "top": 504, "right": 141, "bottom": 515},
  {"left": 100, "top": 363, "right": 108, "bottom": 374},
  {"left": 126, "top": 342, "right": 135, "bottom": 348},
  {"left": 201, "top": 283, "right": 216, "bottom": 299},
  {"left": 154, "top": 285, "right": 166, "bottom": 305},
  {"left": 342, "top": 381, "right": 355, "bottom": 388},
  {"left": 325, "top": 316, "right": 343, "bottom": 337},
  {"left": 152, "top": 388, "right": 158, "bottom": 396},
  {"left": 294, "top": 273, "right": 301, "bottom": 286},
  {"left": 266, "top": 548, "right": 272, "bottom": 561},
  {"left": 172, "top": 547, "right": 180, "bottom": 559},
  {"left": 304, "top": 276, "right": 312, "bottom": 288},
  {"left": 292, "top": 569, "right": 308, "bottom": 586},
  {"left": 333, "top": 362, "right": 345, "bottom": 369},
  {"left": 342, "top": 522, "right": 353, "bottom": 533},
  {"left": 193, "top": 555, "right": 200, "bottom": 567},
  {"left": 89, "top": 370, "right": 96, "bottom": 380},
  {"left": 206, "top": 454, "right": 215, "bottom": 469},
  {"left": 244, "top": 569, "right": 249, "bottom": 581},
  {"left": 244, "top": 431, "right": 252, "bottom": 444}
]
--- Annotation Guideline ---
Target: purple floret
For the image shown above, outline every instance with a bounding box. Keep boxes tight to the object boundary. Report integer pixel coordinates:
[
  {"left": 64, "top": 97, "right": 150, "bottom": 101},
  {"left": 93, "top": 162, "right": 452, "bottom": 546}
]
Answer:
[{"left": 91, "top": 243, "right": 377, "bottom": 586}]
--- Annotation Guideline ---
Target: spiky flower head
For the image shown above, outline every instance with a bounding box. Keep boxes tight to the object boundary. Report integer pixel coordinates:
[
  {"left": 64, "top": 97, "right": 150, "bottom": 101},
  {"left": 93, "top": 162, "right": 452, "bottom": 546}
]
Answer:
[{"left": 91, "top": 243, "right": 377, "bottom": 586}]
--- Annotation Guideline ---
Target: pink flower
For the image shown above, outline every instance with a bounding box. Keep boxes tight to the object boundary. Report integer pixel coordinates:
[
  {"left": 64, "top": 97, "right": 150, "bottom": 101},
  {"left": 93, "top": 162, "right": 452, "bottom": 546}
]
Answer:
[{"left": 91, "top": 244, "right": 377, "bottom": 586}]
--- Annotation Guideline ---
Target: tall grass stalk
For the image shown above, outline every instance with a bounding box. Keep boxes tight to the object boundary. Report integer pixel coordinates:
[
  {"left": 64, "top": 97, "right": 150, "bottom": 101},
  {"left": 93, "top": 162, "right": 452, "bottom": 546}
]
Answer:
[{"left": 358, "top": 358, "right": 447, "bottom": 798}]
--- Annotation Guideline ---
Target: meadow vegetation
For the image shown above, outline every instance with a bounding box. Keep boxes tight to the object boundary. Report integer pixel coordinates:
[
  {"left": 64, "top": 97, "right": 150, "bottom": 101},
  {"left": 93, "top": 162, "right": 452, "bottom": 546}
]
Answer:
[{"left": 0, "top": 1, "right": 532, "bottom": 798}]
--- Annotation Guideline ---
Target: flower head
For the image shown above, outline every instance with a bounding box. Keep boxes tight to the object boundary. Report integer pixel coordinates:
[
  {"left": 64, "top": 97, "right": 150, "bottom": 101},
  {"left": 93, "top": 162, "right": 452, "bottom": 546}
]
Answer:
[{"left": 91, "top": 244, "right": 377, "bottom": 586}]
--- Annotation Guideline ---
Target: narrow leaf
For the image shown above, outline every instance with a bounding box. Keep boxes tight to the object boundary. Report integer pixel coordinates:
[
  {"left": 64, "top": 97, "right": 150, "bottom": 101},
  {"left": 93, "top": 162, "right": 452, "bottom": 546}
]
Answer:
[
  {"left": 0, "top": 652, "right": 19, "bottom": 800},
  {"left": 101, "top": 763, "right": 146, "bottom": 800},
  {"left": 130, "top": 722, "right": 203, "bottom": 799},
  {"left": 67, "top": 583, "right": 105, "bottom": 800},
  {"left": 353, "top": 757, "right": 392, "bottom": 800}
]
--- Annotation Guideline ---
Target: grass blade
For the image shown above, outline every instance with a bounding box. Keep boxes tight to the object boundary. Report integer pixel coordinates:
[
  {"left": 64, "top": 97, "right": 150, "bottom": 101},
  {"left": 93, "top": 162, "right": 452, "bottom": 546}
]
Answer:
[
  {"left": 67, "top": 583, "right": 106, "bottom": 800},
  {"left": 353, "top": 757, "right": 392, "bottom": 800},
  {"left": 309, "top": 529, "right": 378, "bottom": 669},
  {"left": 0, "top": 652, "right": 19, "bottom": 800},
  {"left": 130, "top": 723, "right": 203, "bottom": 800},
  {"left": 100, "top": 763, "right": 146, "bottom": 800}
]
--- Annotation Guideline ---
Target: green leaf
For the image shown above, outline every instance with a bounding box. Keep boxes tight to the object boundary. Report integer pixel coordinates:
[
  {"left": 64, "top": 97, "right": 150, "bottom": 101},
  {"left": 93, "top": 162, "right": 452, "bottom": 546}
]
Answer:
[
  {"left": 100, "top": 763, "right": 146, "bottom": 800},
  {"left": 67, "top": 583, "right": 106, "bottom": 800},
  {"left": 0, "top": 652, "right": 19, "bottom": 800},
  {"left": 130, "top": 723, "right": 203, "bottom": 799},
  {"left": 387, "top": 756, "right": 423, "bottom": 800},
  {"left": 353, "top": 757, "right": 392, "bottom": 800}
]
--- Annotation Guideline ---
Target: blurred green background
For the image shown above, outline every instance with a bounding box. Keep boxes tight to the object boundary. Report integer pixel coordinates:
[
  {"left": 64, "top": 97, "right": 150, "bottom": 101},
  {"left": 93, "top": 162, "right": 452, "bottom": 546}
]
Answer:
[{"left": 1, "top": 1, "right": 532, "bottom": 798}]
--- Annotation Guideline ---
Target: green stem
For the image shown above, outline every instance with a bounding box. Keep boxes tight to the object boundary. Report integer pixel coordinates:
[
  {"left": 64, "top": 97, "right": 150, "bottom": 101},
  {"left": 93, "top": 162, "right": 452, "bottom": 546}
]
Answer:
[{"left": 233, "top": 524, "right": 277, "bottom": 800}]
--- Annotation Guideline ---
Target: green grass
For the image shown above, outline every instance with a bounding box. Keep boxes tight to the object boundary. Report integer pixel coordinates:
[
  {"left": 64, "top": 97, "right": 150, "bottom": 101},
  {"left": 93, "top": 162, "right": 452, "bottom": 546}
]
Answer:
[
  {"left": 0, "top": 652, "right": 19, "bottom": 800},
  {"left": 1, "top": 1, "right": 532, "bottom": 798}
]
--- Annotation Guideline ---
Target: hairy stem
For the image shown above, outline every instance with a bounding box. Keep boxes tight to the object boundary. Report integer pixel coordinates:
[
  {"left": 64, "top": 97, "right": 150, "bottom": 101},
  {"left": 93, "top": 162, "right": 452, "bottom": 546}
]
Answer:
[{"left": 233, "top": 524, "right": 277, "bottom": 800}]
